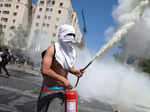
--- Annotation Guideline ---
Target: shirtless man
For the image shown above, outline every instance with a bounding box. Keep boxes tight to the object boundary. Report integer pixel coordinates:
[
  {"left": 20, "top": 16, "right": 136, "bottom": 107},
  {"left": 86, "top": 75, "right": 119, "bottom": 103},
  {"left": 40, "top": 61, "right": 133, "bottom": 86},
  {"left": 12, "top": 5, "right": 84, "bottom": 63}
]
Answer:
[{"left": 37, "top": 24, "right": 84, "bottom": 112}]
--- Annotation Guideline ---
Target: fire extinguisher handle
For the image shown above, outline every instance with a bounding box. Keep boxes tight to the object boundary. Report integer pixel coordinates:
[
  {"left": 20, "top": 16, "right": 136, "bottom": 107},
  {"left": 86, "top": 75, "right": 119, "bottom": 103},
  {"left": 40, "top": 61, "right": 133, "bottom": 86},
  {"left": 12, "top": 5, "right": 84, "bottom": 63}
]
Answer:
[
  {"left": 74, "top": 60, "right": 94, "bottom": 88},
  {"left": 74, "top": 77, "right": 80, "bottom": 88}
]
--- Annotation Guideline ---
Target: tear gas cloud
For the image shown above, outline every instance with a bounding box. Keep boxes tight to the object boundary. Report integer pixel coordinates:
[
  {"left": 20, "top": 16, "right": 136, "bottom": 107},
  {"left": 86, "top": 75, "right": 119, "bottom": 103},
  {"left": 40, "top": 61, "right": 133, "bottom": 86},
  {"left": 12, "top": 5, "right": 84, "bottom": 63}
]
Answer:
[
  {"left": 27, "top": 32, "right": 52, "bottom": 65},
  {"left": 69, "top": 48, "right": 150, "bottom": 112},
  {"left": 94, "top": 0, "right": 149, "bottom": 63},
  {"left": 112, "top": 0, "right": 150, "bottom": 58},
  {"left": 69, "top": 0, "right": 150, "bottom": 112}
]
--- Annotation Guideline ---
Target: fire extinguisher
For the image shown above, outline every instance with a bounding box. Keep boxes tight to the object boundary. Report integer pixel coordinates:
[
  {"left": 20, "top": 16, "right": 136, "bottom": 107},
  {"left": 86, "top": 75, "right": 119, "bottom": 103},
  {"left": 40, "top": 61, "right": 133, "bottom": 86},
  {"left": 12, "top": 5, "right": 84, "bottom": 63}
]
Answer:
[{"left": 65, "top": 90, "right": 78, "bottom": 112}]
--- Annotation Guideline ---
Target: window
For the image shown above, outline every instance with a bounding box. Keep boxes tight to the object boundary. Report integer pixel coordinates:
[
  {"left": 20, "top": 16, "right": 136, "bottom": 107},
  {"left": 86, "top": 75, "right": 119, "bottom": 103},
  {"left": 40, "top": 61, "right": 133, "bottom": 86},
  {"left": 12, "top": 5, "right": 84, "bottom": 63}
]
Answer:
[
  {"left": 47, "top": 0, "right": 50, "bottom": 4},
  {"left": 53, "top": 33, "right": 56, "bottom": 37},
  {"left": 10, "top": 26, "right": 15, "bottom": 29},
  {"left": 0, "top": 4, "right": 3, "bottom": 7},
  {"left": 72, "top": 14, "right": 74, "bottom": 18},
  {"left": 13, "top": 19, "right": 15, "bottom": 23},
  {"left": 47, "top": 24, "right": 49, "bottom": 27},
  {"left": 46, "top": 8, "right": 49, "bottom": 11},
  {"left": 5, "top": 4, "right": 11, "bottom": 7},
  {"left": 45, "top": 15, "right": 47, "bottom": 19},
  {"left": 3, "top": 11, "right": 9, "bottom": 14},
  {"left": 37, "top": 15, "right": 40, "bottom": 19},
  {"left": 39, "top": 8, "right": 42, "bottom": 11},
  {"left": 60, "top": 2, "right": 63, "bottom": 7},
  {"left": 50, "top": 8, "right": 53, "bottom": 12},
  {"left": 58, "top": 10, "right": 61, "bottom": 14},
  {"left": 40, "top": 1, "right": 44, "bottom": 5},
  {"left": 48, "top": 16, "right": 51, "bottom": 20},
  {"left": 52, "top": 1, "right": 55, "bottom": 5},
  {"left": 13, "top": 12, "right": 17, "bottom": 16},
  {"left": 36, "top": 23, "right": 39, "bottom": 26},
  {"left": 16, "top": 5, "right": 19, "bottom": 9},
  {"left": 1, "top": 17, "right": 8, "bottom": 22}
]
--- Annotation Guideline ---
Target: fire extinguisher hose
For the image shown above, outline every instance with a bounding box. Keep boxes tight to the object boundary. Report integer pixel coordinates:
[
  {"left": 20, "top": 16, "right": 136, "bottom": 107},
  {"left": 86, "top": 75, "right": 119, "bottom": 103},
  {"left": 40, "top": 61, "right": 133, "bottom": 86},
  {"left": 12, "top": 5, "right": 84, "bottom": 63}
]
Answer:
[
  {"left": 74, "top": 28, "right": 126, "bottom": 88},
  {"left": 74, "top": 60, "right": 94, "bottom": 88}
]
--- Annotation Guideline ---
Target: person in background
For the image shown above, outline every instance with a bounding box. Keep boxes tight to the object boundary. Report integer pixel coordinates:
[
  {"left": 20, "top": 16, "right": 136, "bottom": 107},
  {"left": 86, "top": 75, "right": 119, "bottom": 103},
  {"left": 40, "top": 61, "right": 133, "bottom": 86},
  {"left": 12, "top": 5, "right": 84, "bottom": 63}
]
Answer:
[
  {"left": 0, "top": 48, "right": 10, "bottom": 77},
  {"left": 37, "top": 24, "right": 84, "bottom": 112},
  {"left": 0, "top": 47, "right": 3, "bottom": 74}
]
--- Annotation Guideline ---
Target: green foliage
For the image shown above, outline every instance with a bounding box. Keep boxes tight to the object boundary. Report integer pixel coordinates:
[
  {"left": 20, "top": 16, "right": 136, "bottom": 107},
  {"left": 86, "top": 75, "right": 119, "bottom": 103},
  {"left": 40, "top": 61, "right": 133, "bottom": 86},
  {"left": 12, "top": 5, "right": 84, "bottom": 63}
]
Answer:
[
  {"left": 139, "top": 58, "right": 150, "bottom": 74},
  {"left": 113, "top": 34, "right": 150, "bottom": 75}
]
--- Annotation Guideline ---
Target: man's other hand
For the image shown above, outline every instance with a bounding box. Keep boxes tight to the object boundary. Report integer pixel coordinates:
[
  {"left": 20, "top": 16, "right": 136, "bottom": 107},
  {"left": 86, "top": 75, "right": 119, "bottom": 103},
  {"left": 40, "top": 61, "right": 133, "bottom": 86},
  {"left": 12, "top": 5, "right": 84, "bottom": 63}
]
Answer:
[
  {"left": 63, "top": 78, "right": 73, "bottom": 90},
  {"left": 74, "top": 69, "right": 84, "bottom": 78}
]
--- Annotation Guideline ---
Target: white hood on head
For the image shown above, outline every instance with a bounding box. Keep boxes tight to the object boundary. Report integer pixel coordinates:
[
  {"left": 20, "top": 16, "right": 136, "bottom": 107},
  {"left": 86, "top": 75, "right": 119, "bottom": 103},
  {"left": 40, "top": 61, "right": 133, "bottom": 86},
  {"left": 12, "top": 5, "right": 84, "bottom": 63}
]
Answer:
[
  {"left": 58, "top": 24, "right": 75, "bottom": 37},
  {"left": 58, "top": 24, "right": 76, "bottom": 43},
  {"left": 55, "top": 24, "right": 76, "bottom": 70}
]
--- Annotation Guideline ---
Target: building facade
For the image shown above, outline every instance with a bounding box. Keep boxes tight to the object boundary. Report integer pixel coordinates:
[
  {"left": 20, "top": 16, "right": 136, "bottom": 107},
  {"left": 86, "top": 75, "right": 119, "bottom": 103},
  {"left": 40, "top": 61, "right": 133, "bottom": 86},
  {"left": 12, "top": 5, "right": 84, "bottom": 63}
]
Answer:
[
  {"left": 0, "top": 0, "right": 32, "bottom": 44},
  {"left": 29, "top": 0, "right": 82, "bottom": 48}
]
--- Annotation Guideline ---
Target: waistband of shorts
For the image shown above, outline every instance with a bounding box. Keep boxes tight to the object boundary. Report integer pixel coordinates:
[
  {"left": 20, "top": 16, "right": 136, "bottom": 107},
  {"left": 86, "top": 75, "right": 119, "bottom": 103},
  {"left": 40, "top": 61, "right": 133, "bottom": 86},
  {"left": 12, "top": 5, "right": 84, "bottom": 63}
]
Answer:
[{"left": 42, "top": 83, "right": 64, "bottom": 91}]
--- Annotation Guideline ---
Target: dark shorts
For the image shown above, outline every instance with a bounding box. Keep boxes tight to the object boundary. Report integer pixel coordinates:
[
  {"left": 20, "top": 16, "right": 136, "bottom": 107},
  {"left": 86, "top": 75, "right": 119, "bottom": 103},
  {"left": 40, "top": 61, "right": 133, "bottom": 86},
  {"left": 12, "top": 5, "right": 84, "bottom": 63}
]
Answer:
[{"left": 37, "top": 84, "right": 65, "bottom": 112}]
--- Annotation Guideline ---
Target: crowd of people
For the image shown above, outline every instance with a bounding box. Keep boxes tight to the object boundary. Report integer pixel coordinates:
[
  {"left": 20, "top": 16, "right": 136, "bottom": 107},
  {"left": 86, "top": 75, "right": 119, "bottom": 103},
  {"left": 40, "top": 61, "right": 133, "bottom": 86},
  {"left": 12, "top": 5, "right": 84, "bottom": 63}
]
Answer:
[{"left": 0, "top": 47, "right": 31, "bottom": 77}]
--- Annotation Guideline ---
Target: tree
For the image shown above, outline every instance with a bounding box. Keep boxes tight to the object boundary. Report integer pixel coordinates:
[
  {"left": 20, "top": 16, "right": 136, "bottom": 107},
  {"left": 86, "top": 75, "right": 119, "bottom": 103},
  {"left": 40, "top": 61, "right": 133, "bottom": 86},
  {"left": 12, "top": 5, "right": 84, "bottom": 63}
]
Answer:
[
  {"left": 114, "top": 36, "right": 150, "bottom": 75},
  {"left": 138, "top": 58, "right": 150, "bottom": 74}
]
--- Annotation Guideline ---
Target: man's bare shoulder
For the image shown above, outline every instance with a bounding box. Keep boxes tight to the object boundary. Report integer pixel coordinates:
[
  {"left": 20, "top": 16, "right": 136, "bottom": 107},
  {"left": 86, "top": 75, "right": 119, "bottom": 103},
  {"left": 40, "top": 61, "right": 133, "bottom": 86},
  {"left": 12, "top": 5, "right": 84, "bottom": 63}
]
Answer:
[{"left": 45, "top": 45, "right": 54, "bottom": 57}]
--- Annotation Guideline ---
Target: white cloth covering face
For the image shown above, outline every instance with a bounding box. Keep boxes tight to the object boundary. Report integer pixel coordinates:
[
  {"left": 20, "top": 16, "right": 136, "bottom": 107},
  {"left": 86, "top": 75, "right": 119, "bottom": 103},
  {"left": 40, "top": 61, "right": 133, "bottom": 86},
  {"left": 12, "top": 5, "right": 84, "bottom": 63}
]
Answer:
[{"left": 54, "top": 24, "right": 77, "bottom": 70}]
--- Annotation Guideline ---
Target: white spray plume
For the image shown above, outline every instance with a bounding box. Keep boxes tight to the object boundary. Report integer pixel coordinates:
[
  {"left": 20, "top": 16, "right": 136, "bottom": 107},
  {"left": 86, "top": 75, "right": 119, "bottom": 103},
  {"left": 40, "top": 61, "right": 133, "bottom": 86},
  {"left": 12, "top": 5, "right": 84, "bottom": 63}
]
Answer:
[
  {"left": 113, "top": 0, "right": 149, "bottom": 25},
  {"left": 89, "top": 0, "right": 149, "bottom": 63},
  {"left": 68, "top": 0, "right": 150, "bottom": 112},
  {"left": 113, "top": 0, "right": 150, "bottom": 58},
  {"left": 68, "top": 48, "right": 150, "bottom": 112}
]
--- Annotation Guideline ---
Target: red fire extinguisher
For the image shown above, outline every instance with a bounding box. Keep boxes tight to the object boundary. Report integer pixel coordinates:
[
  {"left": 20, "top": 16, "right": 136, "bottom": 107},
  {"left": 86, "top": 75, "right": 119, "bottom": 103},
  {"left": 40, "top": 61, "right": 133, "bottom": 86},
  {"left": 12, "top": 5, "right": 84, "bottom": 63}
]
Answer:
[{"left": 65, "top": 90, "right": 78, "bottom": 112}]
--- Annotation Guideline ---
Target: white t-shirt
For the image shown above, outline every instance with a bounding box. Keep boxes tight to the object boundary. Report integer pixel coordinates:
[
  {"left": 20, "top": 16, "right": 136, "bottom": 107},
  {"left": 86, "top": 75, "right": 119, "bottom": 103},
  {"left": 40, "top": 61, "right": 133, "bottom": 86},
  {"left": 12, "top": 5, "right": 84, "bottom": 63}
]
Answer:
[{"left": 0, "top": 51, "right": 3, "bottom": 62}]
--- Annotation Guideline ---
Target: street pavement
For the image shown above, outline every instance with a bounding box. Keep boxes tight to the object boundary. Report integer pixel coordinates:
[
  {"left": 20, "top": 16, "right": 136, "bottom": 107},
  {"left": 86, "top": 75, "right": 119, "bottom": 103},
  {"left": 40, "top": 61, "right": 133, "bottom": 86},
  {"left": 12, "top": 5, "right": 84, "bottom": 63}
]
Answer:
[
  {"left": 0, "top": 70, "right": 41, "bottom": 112},
  {"left": 0, "top": 68, "right": 112, "bottom": 112}
]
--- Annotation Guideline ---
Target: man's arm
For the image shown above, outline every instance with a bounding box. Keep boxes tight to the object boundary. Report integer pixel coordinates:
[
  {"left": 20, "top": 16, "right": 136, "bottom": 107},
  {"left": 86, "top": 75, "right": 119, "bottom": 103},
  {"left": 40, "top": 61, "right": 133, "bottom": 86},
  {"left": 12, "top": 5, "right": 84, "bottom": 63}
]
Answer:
[
  {"left": 69, "top": 66, "right": 77, "bottom": 74},
  {"left": 42, "top": 45, "right": 72, "bottom": 89}
]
